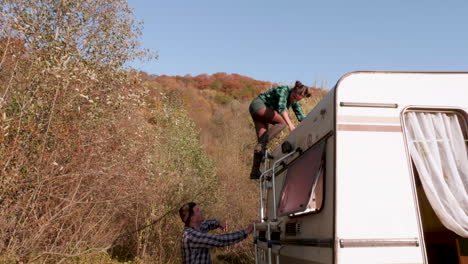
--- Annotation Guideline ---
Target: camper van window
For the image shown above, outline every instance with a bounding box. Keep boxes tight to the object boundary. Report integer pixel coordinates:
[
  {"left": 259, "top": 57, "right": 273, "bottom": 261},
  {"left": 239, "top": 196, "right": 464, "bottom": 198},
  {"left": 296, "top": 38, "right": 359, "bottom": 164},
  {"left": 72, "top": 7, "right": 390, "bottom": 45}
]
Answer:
[
  {"left": 404, "top": 110, "right": 468, "bottom": 238},
  {"left": 278, "top": 140, "right": 326, "bottom": 216}
]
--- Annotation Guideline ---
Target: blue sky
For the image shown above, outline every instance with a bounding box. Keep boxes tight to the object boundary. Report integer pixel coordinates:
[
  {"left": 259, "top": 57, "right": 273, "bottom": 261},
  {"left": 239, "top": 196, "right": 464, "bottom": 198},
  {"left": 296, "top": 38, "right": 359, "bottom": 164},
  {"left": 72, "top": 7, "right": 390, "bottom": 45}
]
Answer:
[{"left": 128, "top": 0, "right": 468, "bottom": 88}]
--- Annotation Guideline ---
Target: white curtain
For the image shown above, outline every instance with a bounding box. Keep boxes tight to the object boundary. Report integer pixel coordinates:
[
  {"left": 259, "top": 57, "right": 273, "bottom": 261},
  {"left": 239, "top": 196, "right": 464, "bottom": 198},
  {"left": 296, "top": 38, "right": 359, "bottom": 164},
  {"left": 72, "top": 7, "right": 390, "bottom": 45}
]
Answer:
[{"left": 405, "top": 111, "right": 468, "bottom": 237}]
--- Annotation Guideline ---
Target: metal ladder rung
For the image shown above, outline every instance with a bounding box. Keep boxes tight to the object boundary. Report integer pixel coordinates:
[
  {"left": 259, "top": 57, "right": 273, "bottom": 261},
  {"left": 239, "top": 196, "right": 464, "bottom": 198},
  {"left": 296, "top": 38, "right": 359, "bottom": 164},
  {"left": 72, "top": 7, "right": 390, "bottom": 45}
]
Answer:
[
  {"left": 255, "top": 221, "right": 281, "bottom": 232},
  {"left": 256, "top": 148, "right": 297, "bottom": 264}
]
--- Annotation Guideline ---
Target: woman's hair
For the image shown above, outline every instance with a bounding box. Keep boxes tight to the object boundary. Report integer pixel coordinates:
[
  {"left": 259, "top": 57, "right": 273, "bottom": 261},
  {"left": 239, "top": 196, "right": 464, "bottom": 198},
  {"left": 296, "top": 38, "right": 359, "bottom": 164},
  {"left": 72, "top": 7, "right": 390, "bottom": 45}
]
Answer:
[
  {"left": 294, "top": 80, "right": 312, "bottom": 98},
  {"left": 179, "top": 202, "right": 197, "bottom": 226},
  {"left": 294, "top": 80, "right": 304, "bottom": 88}
]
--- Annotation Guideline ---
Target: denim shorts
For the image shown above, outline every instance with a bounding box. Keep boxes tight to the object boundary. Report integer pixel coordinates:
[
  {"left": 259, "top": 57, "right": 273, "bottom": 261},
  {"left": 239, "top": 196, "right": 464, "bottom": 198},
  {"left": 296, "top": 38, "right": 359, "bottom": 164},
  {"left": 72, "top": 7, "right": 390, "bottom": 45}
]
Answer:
[{"left": 249, "top": 97, "right": 266, "bottom": 115}]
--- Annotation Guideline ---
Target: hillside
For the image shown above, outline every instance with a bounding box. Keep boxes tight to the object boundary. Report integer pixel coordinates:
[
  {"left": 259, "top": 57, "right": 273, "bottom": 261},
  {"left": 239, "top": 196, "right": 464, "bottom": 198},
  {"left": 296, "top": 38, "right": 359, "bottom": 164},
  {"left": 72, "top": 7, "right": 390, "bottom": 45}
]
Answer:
[
  {"left": 0, "top": 1, "right": 327, "bottom": 263},
  {"left": 0, "top": 59, "right": 326, "bottom": 263},
  {"left": 115, "top": 72, "right": 327, "bottom": 263}
]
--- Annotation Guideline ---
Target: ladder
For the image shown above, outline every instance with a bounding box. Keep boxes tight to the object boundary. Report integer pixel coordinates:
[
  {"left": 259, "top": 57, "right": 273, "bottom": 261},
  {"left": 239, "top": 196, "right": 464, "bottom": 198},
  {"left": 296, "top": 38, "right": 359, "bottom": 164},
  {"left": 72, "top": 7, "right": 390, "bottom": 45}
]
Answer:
[{"left": 254, "top": 146, "right": 298, "bottom": 264}]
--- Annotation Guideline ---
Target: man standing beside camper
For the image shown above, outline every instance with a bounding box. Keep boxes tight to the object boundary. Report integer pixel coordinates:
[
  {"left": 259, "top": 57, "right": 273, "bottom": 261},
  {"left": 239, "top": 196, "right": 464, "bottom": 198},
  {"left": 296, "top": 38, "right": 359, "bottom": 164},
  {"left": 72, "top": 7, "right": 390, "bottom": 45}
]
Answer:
[{"left": 179, "top": 202, "right": 255, "bottom": 264}]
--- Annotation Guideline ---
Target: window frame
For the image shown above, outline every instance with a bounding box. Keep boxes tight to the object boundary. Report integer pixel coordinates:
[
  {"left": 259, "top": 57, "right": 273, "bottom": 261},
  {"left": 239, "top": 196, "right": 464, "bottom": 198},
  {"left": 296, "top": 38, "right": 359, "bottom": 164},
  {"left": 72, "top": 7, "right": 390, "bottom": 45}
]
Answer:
[
  {"left": 402, "top": 107, "right": 468, "bottom": 147},
  {"left": 401, "top": 106, "right": 468, "bottom": 244},
  {"left": 277, "top": 138, "right": 327, "bottom": 217}
]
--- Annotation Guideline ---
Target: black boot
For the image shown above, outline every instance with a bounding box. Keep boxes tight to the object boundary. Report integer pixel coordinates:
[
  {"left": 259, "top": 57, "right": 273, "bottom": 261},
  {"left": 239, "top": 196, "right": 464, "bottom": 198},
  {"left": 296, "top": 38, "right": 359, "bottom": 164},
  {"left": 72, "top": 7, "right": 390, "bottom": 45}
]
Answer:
[
  {"left": 249, "top": 125, "right": 285, "bottom": 180},
  {"left": 249, "top": 150, "right": 263, "bottom": 179},
  {"left": 250, "top": 134, "right": 267, "bottom": 180}
]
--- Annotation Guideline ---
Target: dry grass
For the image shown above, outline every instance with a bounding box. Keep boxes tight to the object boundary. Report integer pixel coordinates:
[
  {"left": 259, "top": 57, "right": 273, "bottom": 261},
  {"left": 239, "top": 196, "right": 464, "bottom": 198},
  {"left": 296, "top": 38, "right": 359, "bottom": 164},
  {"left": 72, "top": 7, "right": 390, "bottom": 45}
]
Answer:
[
  {"left": 0, "top": 1, "right": 327, "bottom": 262},
  {"left": 165, "top": 81, "right": 326, "bottom": 263}
]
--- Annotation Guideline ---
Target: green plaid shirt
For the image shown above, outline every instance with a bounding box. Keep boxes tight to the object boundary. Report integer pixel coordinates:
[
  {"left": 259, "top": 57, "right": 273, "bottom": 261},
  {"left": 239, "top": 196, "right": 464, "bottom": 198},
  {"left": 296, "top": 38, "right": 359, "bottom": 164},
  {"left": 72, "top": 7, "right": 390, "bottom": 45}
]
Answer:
[{"left": 258, "top": 85, "right": 306, "bottom": 121}]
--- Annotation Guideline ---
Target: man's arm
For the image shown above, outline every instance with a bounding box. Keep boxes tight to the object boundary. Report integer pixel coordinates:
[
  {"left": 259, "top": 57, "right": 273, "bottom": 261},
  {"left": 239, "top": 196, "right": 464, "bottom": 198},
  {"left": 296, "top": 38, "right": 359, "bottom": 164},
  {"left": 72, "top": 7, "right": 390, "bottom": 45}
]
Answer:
[
  {"left": 184, "top": 228, "right": 248, "bottom": 249},
  {"left": 199, "top": 219, "right": 221, "bottom": 232}
]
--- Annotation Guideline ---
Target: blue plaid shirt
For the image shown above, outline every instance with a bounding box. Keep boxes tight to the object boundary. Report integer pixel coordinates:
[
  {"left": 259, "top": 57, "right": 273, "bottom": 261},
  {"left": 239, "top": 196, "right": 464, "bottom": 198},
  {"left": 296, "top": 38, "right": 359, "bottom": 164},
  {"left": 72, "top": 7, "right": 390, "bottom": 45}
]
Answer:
[
  {"left": 181, "top": 219, "right": 248, "bottom": 264},
  {"left": 258, "top": 85, "right": 306, "bottom": 121}
]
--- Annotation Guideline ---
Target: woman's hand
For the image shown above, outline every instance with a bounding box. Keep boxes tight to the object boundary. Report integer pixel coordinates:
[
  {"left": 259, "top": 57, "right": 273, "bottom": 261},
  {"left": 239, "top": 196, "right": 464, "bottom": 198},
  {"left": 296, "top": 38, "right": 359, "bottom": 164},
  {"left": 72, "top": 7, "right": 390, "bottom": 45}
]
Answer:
[{"left": 280, "top": 111, "right": 295, "bottom": 132}]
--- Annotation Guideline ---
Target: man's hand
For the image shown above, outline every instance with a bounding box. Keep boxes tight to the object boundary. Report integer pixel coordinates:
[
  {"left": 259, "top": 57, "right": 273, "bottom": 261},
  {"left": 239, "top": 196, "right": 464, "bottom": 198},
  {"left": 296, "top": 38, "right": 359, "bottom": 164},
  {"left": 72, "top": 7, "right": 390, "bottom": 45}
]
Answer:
[
  {"left": 218, "top": 220, "right": 227, "bottom": 232},
  {"left": 245, "top": 220, "right": 258, "bottom": 235}
]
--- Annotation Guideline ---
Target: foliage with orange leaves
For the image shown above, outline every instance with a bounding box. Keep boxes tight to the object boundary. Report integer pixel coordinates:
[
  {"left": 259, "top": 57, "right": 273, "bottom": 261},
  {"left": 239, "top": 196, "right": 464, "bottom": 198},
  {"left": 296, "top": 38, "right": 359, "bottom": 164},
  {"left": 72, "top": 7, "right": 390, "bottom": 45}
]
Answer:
[{"left": 148, "top": 73, "right": 274, "bottom": 100}]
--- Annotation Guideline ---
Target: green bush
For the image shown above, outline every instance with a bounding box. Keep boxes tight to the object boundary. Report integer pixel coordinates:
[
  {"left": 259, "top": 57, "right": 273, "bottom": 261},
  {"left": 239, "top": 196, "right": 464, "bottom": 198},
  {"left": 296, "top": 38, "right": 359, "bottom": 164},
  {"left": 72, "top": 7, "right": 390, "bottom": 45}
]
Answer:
[
  {"left": 211, "top": 80, "right": 223, "bottom": 91},
  {"left": 214, "top": 94, "right": 234, "bottom": 105},
  {"left": 125, "top": 89, "right": 216, "bottom": 264}
]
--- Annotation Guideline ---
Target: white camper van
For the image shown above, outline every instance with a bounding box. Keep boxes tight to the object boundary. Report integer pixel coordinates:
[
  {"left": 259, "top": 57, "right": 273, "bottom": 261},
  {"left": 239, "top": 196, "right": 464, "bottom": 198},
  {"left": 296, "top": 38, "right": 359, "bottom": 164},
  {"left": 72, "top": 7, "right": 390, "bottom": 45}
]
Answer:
[{"left": 254, "top": 71, "right": 468, "bottom": 264}]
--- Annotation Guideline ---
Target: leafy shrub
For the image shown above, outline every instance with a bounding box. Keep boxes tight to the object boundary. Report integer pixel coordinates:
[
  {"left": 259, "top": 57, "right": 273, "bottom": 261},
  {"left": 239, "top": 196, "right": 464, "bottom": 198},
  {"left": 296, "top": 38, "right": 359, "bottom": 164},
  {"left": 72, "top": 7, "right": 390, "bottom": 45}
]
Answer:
[
  {"left": 211, "top": 80, "right": 223, "bottom": 91},
  {"left": 0, "top": 0, "right": 157, "bottom": 262},
  {"left": 214, "top": 94, "right": 234, "bottom": 105}
]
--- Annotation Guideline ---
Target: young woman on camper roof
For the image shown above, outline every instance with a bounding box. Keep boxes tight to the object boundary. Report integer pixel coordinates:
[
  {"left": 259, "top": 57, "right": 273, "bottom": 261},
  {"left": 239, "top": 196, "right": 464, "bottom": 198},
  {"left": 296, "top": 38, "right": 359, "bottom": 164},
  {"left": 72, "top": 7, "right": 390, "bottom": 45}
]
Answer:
[{"left": 249, "top": 81, "right": 312, "bottom": 179}]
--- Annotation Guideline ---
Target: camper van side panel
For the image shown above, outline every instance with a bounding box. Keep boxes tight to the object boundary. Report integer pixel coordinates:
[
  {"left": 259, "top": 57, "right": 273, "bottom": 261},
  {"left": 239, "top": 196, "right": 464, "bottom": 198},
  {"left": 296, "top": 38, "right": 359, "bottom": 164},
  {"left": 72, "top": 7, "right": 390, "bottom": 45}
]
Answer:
[
  {"left": 268, "top": 90, "right": 336, "bottom": 264},
  {"left": 335, "top": 73, "right": 424, "bottom": 264}
]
